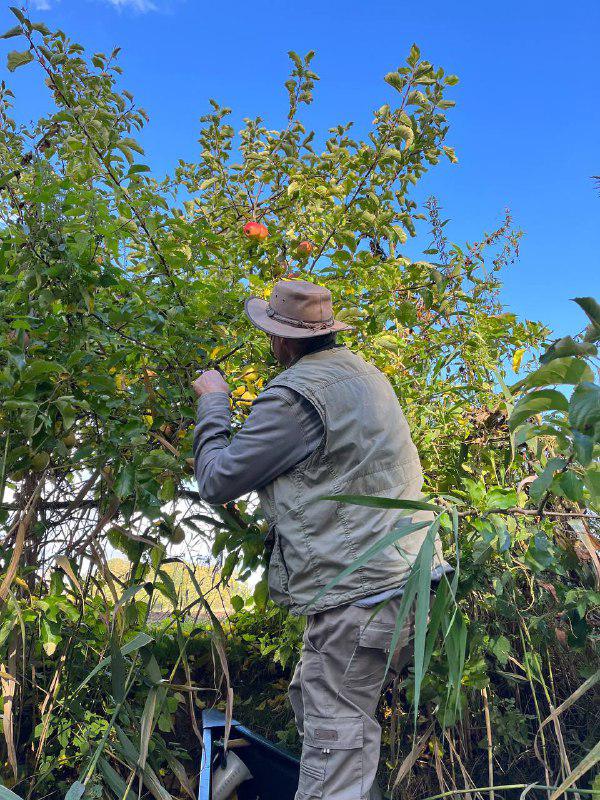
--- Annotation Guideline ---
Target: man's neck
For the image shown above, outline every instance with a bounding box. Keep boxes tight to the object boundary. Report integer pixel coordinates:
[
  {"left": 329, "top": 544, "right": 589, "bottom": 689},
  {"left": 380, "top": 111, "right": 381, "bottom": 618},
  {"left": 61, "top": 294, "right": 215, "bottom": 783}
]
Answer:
[{"left": 288, "top": 339, "right": 344, "bottom": 367}]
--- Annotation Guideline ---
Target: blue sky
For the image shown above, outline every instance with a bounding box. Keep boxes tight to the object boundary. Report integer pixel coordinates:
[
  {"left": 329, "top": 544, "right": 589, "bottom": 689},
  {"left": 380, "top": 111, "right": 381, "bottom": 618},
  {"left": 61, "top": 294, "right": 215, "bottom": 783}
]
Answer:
[{"left": 1, "top": 0, "right": 598, "bottom": 339}]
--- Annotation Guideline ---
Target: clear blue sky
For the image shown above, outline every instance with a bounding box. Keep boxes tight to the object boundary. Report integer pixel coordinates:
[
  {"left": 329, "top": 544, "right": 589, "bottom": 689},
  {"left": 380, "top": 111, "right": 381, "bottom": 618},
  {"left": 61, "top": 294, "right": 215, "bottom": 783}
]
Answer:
[{"left": 1, "top": 0, "right": 598, "bottom": 338}]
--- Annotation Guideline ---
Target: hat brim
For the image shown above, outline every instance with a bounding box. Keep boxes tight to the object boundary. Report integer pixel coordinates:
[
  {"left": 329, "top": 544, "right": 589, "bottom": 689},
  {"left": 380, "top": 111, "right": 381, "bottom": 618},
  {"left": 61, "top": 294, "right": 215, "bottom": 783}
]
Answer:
[{"left": 244, "top": 297, "right": 352, "bottom": 339}]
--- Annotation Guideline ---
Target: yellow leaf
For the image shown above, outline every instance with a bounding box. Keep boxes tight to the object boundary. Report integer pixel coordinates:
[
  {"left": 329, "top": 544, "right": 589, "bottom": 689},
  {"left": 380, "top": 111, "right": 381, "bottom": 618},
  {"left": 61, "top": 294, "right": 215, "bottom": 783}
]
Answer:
[
  {"left": 512, "top": 348, "right": 526, "bottom": 372},
  {"left": 240, "top": 368, "right": 259, "bottom": 382},
  {"left": 142, "top": 414, "right": 153, "bottom": 427},
  {"left": 55, "top": 556, "right": 84, "bottom": 600},
  {"left": 210, "top": 345, "right": 226, "bottom": 360}
]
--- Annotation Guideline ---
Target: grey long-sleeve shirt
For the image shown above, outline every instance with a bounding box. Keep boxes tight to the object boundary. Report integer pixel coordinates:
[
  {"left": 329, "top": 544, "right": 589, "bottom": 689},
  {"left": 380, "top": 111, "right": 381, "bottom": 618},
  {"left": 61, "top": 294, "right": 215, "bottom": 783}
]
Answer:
[{"left": 193, "top": 386, "right": 323, "bottom": 506}]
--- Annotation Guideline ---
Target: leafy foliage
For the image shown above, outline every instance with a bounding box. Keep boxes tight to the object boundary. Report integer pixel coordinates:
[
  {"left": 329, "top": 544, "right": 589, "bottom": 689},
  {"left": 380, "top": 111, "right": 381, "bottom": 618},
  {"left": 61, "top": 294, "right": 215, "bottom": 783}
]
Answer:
[{"left": 0, "top": 8, "right": 598, "bottom": 800}]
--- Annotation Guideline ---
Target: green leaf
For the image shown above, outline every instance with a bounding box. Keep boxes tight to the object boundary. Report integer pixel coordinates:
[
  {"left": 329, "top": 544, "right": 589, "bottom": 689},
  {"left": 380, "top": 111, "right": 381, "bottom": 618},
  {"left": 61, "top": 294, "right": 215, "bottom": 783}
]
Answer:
[
  {"left": 512, "top": 357, "right": 593, "bottom": 391},
  {"left": 490, "top": 634, "right": 511, "bottom": 666},
  {"left": 0, "top": 170, "right": 20, "bottom": 190},
  {"left": 110, "top": 630, "right": 127, "bottom": 703},
  {"left": 556, "top": 471, "right": 584, "bottom": 503},
  {"left": 397, "top": 300, "right": 418, "bottom": 328},
  {"left": 23, "top": 359, "right": 64, "bottom": 379},
  {"left": 0, "top": 787, "right": 24, "bottom": 800},
  {"left": 573, "top": 430, "right": 594, "bottom": 466},
  {"left": 138, "top": 685, "right": 159, "bottom": 770},
  {"left": 98, "top": 757, "right": 136, "bottom": 800},
  {"left": 1, "top": 26, "right": 22, "bottom": 39},
  {"left": 230, "top": 594, "right": 244, "bottom": 612},
  {"left": 54, "top": 396, "right": 77, "bottom": 431},
  {"left": 569, "top": 382, "right": 600, "bottom": 435},
  {"left": 508, "top": 389, "right": 568, "bottom": 430},
  {"left": 524, "top": 532, "right": 554, "bottom": 573},
  {"left": 31, "top": 22, "right": 51, "bottom": 35},
  {"left": 540, "top": 336, "right": 597, "bottom": 364},
  {"left": 573, "top": 296, "right": 600, "bottom": 328},
  {"left": 529, "top": 457, "right": 566, "bottom": 503},
  {"left": 253, "top": 578, "right": 268, "bottom": 611},
  {"left": 485, "top": 487, "right": 518, "bottom": 510},
  {"left": 583, "top": 324, "right": 600, "bottom": 344},
  {"left": 7, "top": 49, "right": 33, "bottom": 72},
  {"left": 114, "top": 463, "right": 135, "bottom": 499},
  {"left": 584, "top": 464, "right": 600, "bottom": 508},
  {"left": 158, "top": 477, "right": 175, "bottom": 502},
  {"left": 64, "top": 782, "right": 86, "bottom": 800},
  {"left": 73, "top": 632, "right": 153, "bottom": 695},
  {"left": 9, "top": 7, "right": 28, "bottom": 26},
  {"left": 384, "top": 72, "right": 405, "bottom": 92},
  {"left": 127, "top": 163, "right": 151, "bottom": 175},
  {"left": 408, "top": 43, "right": 421, "bottom": 65},
  {"left": 307, "top": 516, "right": 432, "bottom": 609},
  {"left": 319, "top": 494, "right": 441, "bottom": 513},
  {"left": 412, "top": 516, "right": 438, "bottom": 724}
]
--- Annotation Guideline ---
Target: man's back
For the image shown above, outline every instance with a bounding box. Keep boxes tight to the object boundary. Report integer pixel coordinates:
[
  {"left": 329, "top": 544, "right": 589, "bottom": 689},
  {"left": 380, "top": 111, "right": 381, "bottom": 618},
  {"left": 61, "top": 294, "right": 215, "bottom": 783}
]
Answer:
[{"left": 257, "top": 346, "right": 443, "bottom": 613}]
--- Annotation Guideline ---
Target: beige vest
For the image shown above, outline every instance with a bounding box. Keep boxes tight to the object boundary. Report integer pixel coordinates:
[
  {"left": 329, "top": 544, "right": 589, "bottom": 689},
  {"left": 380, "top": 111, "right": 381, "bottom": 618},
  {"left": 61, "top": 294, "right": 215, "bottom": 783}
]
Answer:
[{"left": 257, "top": 347, "right": 444, "bottom": 615}]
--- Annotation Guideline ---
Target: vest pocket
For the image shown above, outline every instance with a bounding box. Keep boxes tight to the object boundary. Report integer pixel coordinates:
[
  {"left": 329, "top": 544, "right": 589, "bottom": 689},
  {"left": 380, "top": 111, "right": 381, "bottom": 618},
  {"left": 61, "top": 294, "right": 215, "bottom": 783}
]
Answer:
[{"left": 267, "top": 526, "right": 291, "bottom": 605}]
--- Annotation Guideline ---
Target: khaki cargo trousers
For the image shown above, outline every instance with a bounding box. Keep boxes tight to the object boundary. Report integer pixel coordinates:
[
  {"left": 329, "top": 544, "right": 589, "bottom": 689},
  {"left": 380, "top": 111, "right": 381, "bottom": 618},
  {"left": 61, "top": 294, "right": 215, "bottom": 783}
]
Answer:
[{"left": 289, "top": 596, "right": 415, "bottom": 800}]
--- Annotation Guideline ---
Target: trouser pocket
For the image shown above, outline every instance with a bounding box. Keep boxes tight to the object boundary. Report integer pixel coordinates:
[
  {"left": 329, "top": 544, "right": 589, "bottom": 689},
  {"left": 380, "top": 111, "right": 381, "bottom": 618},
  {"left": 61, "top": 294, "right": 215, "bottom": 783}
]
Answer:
[
  {"left": 343, "top": 622, "right": 398, "bottom": 691},
  {"left": 296, "top": 714, "right": 364, "bottom": 800}
]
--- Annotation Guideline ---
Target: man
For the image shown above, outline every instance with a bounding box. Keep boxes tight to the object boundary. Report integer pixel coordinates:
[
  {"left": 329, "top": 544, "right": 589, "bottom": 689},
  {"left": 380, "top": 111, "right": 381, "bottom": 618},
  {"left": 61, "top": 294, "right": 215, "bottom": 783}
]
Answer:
[{"left": 192, "top": 279, "right": 449, "bottom": 800}]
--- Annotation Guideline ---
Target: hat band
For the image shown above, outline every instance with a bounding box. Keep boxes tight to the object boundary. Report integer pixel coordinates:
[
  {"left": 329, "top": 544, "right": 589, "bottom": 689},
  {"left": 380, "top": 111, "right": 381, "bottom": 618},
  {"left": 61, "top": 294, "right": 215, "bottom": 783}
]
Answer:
[{"left": 266, "top": 305, "right": 334, "bottom": 330}]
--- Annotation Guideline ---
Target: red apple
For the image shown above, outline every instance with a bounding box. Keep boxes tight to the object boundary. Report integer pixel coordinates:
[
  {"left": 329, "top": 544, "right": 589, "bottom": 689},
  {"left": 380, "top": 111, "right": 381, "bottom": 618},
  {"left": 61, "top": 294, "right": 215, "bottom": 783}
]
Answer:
[
  {"left": 243, "top": 221, "right": 268, "bottom": 242},
  {"left": 296, "top": 240, "right": 314, "bottom": 258}
]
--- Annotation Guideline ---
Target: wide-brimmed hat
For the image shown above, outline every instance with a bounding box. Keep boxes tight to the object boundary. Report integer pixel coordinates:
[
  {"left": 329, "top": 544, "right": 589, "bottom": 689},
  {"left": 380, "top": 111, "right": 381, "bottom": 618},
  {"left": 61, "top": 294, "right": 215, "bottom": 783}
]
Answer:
[{"left": 245, "top": 280, "right": 352, "bottom": 339}]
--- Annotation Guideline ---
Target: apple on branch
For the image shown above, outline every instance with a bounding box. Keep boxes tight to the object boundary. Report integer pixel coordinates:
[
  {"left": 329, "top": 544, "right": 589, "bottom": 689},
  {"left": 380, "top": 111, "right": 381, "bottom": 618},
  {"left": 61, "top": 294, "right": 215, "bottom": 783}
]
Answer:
[
  {"left": 243, "top": 221, "right": 268, "bottom": 242},
  {"left": 296, "top": 240, "right": 314, "bottom": 258}
]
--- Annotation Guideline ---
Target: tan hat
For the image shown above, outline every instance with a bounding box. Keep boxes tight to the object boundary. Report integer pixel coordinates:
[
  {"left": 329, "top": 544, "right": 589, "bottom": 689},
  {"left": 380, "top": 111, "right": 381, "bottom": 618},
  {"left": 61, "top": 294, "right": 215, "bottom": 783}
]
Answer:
[{"left": 245, "top": 280, "right": 352, "bottom": 339}]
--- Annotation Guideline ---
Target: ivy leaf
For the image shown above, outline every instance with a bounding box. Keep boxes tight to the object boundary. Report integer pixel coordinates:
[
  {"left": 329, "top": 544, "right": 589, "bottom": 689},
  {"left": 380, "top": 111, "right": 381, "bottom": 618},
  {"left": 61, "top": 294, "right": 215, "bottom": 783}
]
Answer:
[{"left": 7, "top": 49, "right": 33, "bottom": 72}]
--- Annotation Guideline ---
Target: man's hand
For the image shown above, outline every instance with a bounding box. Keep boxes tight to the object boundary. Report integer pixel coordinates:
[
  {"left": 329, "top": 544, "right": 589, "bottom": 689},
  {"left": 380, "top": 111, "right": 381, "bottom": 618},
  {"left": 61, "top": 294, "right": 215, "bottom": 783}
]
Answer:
[{"left": 192, "top": 369, "right": 230, "bottom": 398}]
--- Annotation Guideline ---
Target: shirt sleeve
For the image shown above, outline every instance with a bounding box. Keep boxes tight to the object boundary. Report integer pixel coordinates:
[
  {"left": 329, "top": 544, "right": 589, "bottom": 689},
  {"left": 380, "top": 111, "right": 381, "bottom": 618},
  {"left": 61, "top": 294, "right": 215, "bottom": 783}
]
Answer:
[{"left": 193, "top": 386, "right": 324, "bottom": 505}]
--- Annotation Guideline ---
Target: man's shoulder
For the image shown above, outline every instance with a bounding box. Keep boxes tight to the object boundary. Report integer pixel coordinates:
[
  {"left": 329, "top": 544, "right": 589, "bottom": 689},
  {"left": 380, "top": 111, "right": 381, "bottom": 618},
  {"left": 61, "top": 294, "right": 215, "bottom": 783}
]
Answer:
[{"left": 253, "top": 384, "right": 303, "bottom": 408}]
